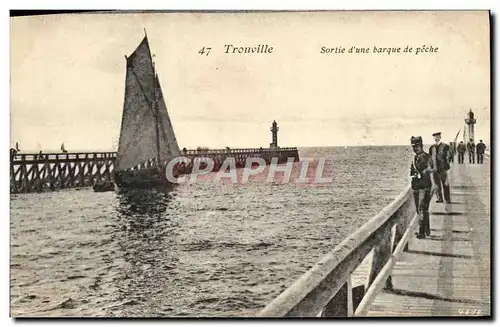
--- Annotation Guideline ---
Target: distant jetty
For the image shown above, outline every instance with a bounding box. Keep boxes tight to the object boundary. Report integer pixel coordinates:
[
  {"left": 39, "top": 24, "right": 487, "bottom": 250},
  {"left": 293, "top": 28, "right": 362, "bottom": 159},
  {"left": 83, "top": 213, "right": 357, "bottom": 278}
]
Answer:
[{"left": 10, "top": 146, "right": 299, "bottom": 194}]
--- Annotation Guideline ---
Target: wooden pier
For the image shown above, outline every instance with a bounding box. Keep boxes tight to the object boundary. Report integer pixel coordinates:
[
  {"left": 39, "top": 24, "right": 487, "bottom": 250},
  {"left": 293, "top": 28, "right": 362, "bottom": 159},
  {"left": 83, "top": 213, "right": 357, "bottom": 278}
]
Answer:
[
  {"left": 10, "top": 147, "right": 300, "bottom": 194},
  {"left": 367, "top": 161, "right": 490, "bottom": 317},
  {"left": 10, "top": 152, "right": 116, "bottom": 194},
  {"left": 258, "top": 160, "right": 490, "bottom": 318}
]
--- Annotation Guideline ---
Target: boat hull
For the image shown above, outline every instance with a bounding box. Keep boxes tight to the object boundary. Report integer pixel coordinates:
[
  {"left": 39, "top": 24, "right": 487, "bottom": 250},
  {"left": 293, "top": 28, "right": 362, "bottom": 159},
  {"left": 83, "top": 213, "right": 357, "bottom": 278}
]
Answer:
[
  {"left": 93, "top": 182, "right": 115, "bottom": 192},
  {"left": 114, "top": 167, "right": 173, "bottom": 190}
]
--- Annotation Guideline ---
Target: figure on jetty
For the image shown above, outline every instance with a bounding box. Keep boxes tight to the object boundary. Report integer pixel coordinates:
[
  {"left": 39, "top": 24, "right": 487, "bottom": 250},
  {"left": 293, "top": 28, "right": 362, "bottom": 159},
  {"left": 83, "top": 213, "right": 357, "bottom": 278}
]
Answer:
[
  {"left": 476, "top": 140, "right": 486, "bottom": 164},
  {"left": 448, "top": 142, "right": 456, "bottom": 163},
  {"left": 10, "top": 142, "right": 20, "bottom": 160},
  {"left": 457, "top": 141, "right": 466, "bottom": 164},
  {"left": 429, "top": 132, "right": 451, "bottom": 204},
  {"left": 410, "top": 136, "right": 433, "bottom": 239},
  {"left": 467, "top": 138, "right": 475, "bottom": 164},
  {"left": 61, "top": 143, "right": 68, "bottom": 153}
]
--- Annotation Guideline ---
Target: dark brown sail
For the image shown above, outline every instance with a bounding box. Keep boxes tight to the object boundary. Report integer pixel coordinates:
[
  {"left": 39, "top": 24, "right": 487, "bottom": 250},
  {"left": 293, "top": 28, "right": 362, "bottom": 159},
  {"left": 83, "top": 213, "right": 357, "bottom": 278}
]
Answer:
[
  {"left": 155, "top": 74, "right": 181, "bottom": 162},
  {"left": 114, "top": 35, "right": 181, "bottom": 188}
]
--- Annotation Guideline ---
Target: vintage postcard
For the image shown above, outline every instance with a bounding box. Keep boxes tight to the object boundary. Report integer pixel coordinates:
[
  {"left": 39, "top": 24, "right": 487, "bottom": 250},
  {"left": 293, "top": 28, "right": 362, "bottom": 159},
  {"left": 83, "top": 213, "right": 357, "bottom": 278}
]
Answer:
[{"left": 10, "top": 10, "right": 491, "bottom": 318}]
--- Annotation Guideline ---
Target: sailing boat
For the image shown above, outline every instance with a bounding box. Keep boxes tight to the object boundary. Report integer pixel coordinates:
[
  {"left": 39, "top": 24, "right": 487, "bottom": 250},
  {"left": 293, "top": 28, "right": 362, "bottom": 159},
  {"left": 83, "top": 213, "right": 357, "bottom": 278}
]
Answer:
[{"left": 113, "top": 33, "right": 181, "bottom": 189}]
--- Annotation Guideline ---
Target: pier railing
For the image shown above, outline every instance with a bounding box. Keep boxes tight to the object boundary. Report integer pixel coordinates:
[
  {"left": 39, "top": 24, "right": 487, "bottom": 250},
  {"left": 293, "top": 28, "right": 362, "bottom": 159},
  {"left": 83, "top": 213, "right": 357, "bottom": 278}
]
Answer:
[
  {"left": 258, "top": 185, "right": 418, "bottom": 317},
  {"left": 182, "top": 147, "right": 300, "bottom": 169},
  {"left": 11, "top": 152, "right": 116, "bottom": 163},
  {"left": 10, "top": 148, "right": 299, "bottom": 163},
  {"left": 183, "top": 147, "right": 299, "bottom": 155}
]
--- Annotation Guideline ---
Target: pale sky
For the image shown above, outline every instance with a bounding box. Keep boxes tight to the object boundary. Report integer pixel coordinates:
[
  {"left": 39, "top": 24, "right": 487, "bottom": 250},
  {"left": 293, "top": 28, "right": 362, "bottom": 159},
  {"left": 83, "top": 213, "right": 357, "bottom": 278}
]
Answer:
[{"left": 10, "top": 11, "right": 490, "bottom": 151}]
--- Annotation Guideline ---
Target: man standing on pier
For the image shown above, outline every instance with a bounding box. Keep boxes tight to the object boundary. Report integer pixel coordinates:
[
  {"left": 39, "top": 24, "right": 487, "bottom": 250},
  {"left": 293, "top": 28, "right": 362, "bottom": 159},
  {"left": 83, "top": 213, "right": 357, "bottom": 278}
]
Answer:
[
  {"left": 410, "top": 136, "right": 433, "bottom": 238},
  {"left": 476, "top": 140, "right": 486, "bottom": 164},
  {"left": 457, "top": 141, "right": 466, "bottom": 164},
  {"left": 467, "top": 138, "right": 475, "bottom": 164},
  {"left": 448, "top": 142, "right": 456, "bottom": 163},
  {"left": 429, "top": 132, "right": 451, "bottom": 204}
]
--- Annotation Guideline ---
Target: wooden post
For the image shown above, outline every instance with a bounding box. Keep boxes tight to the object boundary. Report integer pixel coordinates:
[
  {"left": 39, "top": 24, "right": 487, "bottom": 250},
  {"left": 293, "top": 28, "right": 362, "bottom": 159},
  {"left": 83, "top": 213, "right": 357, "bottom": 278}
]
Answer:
[
  {"left": 68, "top": 162, "right": 77, "bottom": 188},
  {"left": 75, "top": 162, "right": 81, "bottom": 187},
  {"left": 88, "top": 160, "right": 95, "bottom": 185},
  {"left": 22, "top": 163, "right": 30, "bottom": 193},
  {"left": 57, "top": 163, "right": 65, "bottom": 189},
  {"left": 368, "top": 223, "right": 393, "bottom": 290},
  {"left": 403, "top": 199, "right": 413, "bottom": 252},
  {"left": 10, "top": 163, "right": 17, "bottom": 193},
  {"left": 48, "top": 164, "right": 55, "bottom": 190},
  {"left": 32, "top": 163, "right": 41, "bottom": 191},
  {"left": 321, "top": 281, "right": 350, "bottom": 317},
  {"left": 95, "top": 160, "right": 103, "bottom": 182},
  {"left": 392, "top": 204, "right": 408, "bottom": 252}
]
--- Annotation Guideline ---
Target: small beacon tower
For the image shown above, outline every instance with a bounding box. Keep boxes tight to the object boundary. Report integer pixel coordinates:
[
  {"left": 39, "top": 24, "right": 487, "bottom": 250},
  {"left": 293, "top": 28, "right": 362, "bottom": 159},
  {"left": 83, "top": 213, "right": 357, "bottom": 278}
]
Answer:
[
  {"left": 270, "top": 120, "right": 279, "bottom": 148},
  {"left": 465, "top": 109, "right": 477, "bottom": 143}
]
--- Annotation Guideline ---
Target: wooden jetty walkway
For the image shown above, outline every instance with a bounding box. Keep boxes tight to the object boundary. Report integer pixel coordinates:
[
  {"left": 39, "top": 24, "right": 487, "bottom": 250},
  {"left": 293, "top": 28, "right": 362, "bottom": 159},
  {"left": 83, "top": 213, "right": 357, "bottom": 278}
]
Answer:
[
  {"left": 258, "top": 159, "right": 491, "bottom": 318},
  {"left": 366, "top": 160, "right": 490, "bottom": 316}
]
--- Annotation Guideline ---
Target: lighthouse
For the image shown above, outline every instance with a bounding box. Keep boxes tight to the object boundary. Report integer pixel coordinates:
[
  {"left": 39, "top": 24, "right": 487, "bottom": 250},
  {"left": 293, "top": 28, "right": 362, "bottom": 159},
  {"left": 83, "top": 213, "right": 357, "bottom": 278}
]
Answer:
[
  {"left": 270, "top": 120, "right": 279, "bottom": 148},
  {"left": 465, "top": 109, "right": 477, "bottom": 143}
]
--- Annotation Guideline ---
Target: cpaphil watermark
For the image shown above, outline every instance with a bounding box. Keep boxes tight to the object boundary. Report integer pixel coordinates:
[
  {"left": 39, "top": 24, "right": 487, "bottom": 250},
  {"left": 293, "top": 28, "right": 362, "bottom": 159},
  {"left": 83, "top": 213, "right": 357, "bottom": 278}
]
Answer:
[{"left": 165, "top": 156, "right": 334, "bottom": 185}]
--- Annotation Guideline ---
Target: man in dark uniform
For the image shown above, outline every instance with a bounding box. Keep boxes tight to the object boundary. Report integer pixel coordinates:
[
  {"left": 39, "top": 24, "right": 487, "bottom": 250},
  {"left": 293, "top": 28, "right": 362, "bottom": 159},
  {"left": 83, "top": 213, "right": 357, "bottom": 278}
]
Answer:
[
  {"left": 410, "top": 136, "right": 433, "bottom": 238},
  {"left": 429, "top": 132, "right": 451, "bottom": 204},
  {"left": 476, "top": 140, "right": 486, "bottom": 164},
  {"left": 448, "top": 142, "right": 456, "bottom": 163},
  {"left": 457, "top": 141, "right": 466, "bottom": 164},
  {"left": 467, "top": 138, "right": 475, "bottom": 164}
]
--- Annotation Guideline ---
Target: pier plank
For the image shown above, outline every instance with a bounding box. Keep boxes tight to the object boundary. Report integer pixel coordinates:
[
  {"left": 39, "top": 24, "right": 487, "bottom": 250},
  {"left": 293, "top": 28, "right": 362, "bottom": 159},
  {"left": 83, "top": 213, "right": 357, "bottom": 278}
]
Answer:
[{"left": 366, "top": 162, "right": 491, "bottom": 317}]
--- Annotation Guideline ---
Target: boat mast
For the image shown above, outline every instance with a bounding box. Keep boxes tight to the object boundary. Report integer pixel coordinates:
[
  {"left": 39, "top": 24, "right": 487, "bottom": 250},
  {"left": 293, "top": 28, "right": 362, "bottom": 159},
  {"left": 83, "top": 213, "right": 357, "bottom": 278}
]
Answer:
[{"left": 148, "top": 31, "right": 162, "bottom": 167}]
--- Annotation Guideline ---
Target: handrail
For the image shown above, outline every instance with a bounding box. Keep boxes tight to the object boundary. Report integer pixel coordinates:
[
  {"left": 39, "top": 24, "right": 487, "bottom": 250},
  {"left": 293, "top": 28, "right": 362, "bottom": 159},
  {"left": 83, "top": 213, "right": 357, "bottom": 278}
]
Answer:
[
  {"left": 11, "top": 147, "right": 299, "bottom": 163},
  {"left": 11, "top": 152, "right": 117, "bottom": 163},
  {"left": 183, "top": 147, "right": 299, "bottom": 155},
  {"left": 258, "top": 184, "right": 416, "bottom": 317}
]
